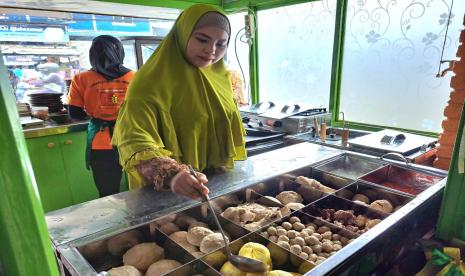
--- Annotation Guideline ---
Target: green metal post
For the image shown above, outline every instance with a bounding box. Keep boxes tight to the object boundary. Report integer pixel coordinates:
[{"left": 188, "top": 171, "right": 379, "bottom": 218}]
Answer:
[
  {"left": 328, "top": 0, "right": 348, "bottom": 124},
  {"left": 0, "top": 56, "right": 59, "bottom": 274},
  {"left": 249, "top": 7, "right": 260, "bottom": 104}
]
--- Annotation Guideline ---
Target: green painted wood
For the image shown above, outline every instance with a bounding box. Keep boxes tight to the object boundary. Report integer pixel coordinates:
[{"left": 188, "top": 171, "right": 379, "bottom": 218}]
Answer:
[
  {"left": 59, "top": 132, "right": 99, "bottom": 204},
  {"left": 0, "top": 54, "right": 59, "bottom": 275},
  {"left": 224, "top": 0, "right": 319, "bottom": 12},
  {"left": 328, "top": 0, "right": 347, "bottom": 124},
  {"left": 96, "top": 0, "right": 220, "bottom": 9},
  {"left": 26, "top": 135, "right": 74, "bottom": 212},
  {"left": 437, "top": 101, "right": 465, "bottom": 241}
]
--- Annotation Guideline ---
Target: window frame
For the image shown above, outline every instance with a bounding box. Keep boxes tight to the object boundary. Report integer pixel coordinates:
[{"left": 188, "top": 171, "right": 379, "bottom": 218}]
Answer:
[{"left": 228, "top": 0, "right": 439, "bottom": 137}]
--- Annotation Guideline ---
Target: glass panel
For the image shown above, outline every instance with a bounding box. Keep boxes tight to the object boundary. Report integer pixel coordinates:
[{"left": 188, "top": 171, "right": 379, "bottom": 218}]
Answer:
[
  {"left": 141, "top": 43, "right": 159, "bottom": 65},
  {"left": 340, "top": 0, "right": 465, "bottom": 132},
  {"left": 0, "top": 9, "right": 174, "bottom": 102},
  {"left": 227, "top": 12, "right": 250, "bottom": 105},
  {"left": 257, "top": 1, "right": 337, "bottom": 107},
  {"left": 122, "top": 42, "right": 138, "bottom": 71}
]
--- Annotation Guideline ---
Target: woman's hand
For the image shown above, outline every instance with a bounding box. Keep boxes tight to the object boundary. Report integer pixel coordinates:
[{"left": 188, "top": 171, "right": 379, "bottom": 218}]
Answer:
[{"left": 170, "top": 170, "right": 209, "bottom": 200}]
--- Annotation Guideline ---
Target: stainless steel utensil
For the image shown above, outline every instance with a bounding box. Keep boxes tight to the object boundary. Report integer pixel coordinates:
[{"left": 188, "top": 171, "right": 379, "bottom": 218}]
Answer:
[{"left": 187, "top": 165, "right": 267, "bottom": 273}]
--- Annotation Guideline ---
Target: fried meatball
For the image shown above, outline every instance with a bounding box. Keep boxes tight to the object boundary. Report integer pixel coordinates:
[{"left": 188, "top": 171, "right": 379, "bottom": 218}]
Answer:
[{"left": 370, "top": 200, "right": 393, "bottom": 213}]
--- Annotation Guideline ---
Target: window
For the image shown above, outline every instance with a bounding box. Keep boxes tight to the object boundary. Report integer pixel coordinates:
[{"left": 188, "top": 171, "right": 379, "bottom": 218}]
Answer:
[
  {"left": 112, "top": 16, "right": 135, "bottom": 25},
  {"left": 339, "top": 0, "right": 465, "bottom": 132},
  {"left": 0, "top": 9, "right": 175, "bottom": 102},
  {"left": 257, "top": 1, "right": 337, "bottom": 107}
]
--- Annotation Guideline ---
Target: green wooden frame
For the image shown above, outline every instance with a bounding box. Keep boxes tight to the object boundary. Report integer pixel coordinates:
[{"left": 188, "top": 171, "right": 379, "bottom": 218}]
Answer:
[
  {"left": 225, "top": 0, "right": 440, "bottom": 136},
  {"left": 0, "top": 55, "right": 59, "bottom": 275},
  {"left": 97, "top": 0, "right": 221, "bottom": 9}
]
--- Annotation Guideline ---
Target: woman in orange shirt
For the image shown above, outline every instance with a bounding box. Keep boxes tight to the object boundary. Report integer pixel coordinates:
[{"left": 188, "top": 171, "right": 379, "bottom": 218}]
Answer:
[{"left": 68, "top": 35, "right": 135, "bottom": 197}]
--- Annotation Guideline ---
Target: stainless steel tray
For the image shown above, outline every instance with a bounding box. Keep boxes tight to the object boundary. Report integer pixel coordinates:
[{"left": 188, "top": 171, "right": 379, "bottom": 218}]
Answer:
[
  {"left": 50, "top": 146, "right": 447, "bottom": 275},
  {"left": 349, "top": 129, "right": 437, "bottom": 156},
  {"left": 315, "top": 155, "right": 385, "bottom": 180}
]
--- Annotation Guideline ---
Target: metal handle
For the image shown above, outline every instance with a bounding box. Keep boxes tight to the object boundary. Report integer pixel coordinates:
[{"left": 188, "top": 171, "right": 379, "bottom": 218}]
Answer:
[
  {"left": 64, "top": 140, "right": 73, "bottom": 145},
  {"left": 340, "top": 111, "right": 346, "bottom": 129},
  {"left": 380, "top": 152, "right": 409, "bottom": 166},
  {"left": 47, "top": 142, "right": 55, "bottom": 149},
  {"left": 187, "top": 165, "right": 233, "bottom": 257}
]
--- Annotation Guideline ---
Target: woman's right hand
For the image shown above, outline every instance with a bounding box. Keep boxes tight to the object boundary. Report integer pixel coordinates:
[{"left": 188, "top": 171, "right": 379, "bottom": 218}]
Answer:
[{"left": 170, "top": 170, "right": 209, "bottom": 200}]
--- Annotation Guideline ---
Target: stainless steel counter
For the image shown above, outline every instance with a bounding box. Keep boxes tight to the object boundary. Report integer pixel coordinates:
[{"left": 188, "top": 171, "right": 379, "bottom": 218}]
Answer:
[
  {"left": 285, "top": 129, "right": 437, "bottom": 163},
  {"left": 46, "top": 142, "right": 341, "bottom": 247},
  {"left": 48, "top": 141, "right": 449, "bottom": 275},
  {"left": 23, "top": 120, "right": 88, "bottom": 138}
]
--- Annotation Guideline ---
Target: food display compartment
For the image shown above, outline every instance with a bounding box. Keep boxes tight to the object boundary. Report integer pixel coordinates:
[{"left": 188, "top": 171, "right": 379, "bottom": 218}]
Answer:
[
  {"left": 165, "top": 259, "right": 221, "bottom": 276},
  {"left": 360, "top": 164, "right": 444, "bottom": 196},
  {"left": 280, "top": 164, "right": 354, "bottom": 189},
  {"left": 202, "top": 232, "right": 316, "bottom": 275},
  {"left": 153, "top": 204, "right": 249, "bottom": 241},
  {"left": 315, "top": 154, "right": 385, "bottom": 180},
  {"left": 257, "top": 168, "right": 353, "bottom": 206},
  {"left": 335, "top": 181, "right": 413, "bottom": 214},
  {"left": 257, "top": 210, "right": 358, "bottom": 270},
  {"left": 214, "top": 189, "right": 293, "bottom": 232},
  {"left": 302, "top": 195, "right": 388, "bottom": 235},
  {"left": 149, "top": 204, "right": 250, "bottom": 260},
  {"left": 78, "top": 227, "right": 195, "bottom": 274}
]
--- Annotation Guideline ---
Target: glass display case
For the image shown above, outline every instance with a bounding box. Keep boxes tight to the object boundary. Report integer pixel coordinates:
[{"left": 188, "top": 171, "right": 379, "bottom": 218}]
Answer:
[{"left": 121, "top": 36, "right": 163, "bottom": 70}]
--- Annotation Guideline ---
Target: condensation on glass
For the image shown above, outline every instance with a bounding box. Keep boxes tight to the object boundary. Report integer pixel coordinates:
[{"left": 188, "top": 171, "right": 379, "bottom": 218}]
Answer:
[
  {"left": 227, "top": 12, "right": 251, "bottom": 106},
  {"left": 339, "top": 0, "right": 465, "bottom": 132},
  {"left": 257, "top": 0, "right": 337, "bottom": 107}
]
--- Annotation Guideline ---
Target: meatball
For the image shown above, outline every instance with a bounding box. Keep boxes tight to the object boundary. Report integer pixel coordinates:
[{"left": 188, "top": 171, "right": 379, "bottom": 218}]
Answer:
[
  {"left": 276, "top": 191, "right": 303, "bottom": 205},
  {"left": 352, "top": 194, "right": 370, "bottom": 204},
  {"left": 187, "top": 227, "right": 214, "bottom": 247},
  {"left": 370, "top": 200, "right": 393, "bottom": 213}
]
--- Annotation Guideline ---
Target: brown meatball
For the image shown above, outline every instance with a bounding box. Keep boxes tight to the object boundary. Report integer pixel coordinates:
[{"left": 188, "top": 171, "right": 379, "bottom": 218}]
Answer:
[
  {"left": 366, "top": 219, "right": 382, "bottom": 229},
  {"left": 369, "top": 200, "right": 393, "bottom": 213},
  {"left": 352, "top": 194, "right": 370, "bottom": 204}
]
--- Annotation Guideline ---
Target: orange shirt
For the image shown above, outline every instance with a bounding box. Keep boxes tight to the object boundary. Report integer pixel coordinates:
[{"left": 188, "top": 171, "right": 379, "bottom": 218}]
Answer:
[{"left": 68, "top": 70, "right": 135, "bottom": 149}]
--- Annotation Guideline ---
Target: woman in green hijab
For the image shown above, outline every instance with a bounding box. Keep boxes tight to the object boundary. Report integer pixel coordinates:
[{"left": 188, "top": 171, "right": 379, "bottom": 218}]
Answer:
[{"left": 112, "top": 4, "right": 247, "bottom": 199}]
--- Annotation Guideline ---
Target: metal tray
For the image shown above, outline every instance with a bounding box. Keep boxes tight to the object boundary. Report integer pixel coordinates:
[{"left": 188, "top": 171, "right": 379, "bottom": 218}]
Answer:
[
  {"left": 202, "top": 231, "right": 316, "bottom": 275},
  {"left": 165, "top": 259, "right": 220, "bottom": 276},
  {"left": 151, "top": 204, "right": 250, "bottom": 257},
  {"left": 349, "top": 129, "right": 437, "bottom": 156},
  {"left": 335, "top": 181, "right": 413, "bottom": 214},
  {"left": 302, "top": 195, "right": 388, "bottom": 235},
  {"left": 256, "top": 210, "right": 359, "bottom": 270},
  {"left": 78, "top": 227, "right": 195, "bottom": 274},
  {"left": 315, "top": 154, "right": 385, "bottom": 180},
  {"left": 214, "top": 190, "right": 292, "bottom": 232},
  {"left": 360, "top": 164, "right": 443, "bottom": 196},
  {"left": 52, "top": 148, "right": 448, "bottom": 275},
  {"left": 267, "top": 169, "right": 353, "bottom": 205}
]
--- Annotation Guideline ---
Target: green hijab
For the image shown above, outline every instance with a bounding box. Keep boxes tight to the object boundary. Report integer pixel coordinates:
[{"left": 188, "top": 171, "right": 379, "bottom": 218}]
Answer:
[{"left": 112, "top": 4, "right": 247, "bottom": 189}]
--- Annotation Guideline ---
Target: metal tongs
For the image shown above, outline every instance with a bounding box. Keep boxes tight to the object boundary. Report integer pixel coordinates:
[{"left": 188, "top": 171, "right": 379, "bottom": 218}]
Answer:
[{"left": 187, "top": 165, "right": 267, "bottom": 273}]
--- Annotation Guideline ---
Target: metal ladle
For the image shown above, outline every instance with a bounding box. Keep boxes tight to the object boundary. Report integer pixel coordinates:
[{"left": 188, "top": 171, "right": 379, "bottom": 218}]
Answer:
[{"left": 188, "top": 165, "right": 267, "bottom": 273}]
